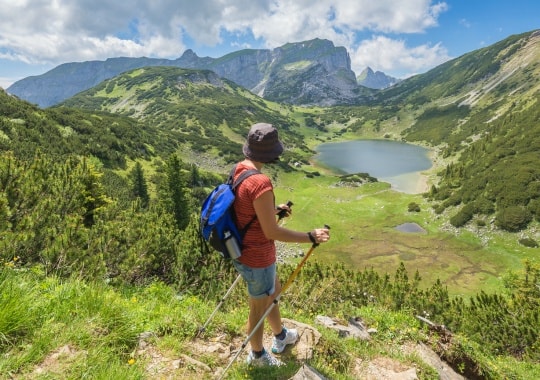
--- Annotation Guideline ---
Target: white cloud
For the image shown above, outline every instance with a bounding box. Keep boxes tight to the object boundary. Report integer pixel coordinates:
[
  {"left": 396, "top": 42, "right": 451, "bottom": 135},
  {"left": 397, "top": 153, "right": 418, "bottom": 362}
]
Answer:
[
  {"left": 0, "top": 78, "right": 13, "bottom": 90},
  {"left": 332, "top": 0, "right": 447, "bottom": 33},
  {"left": 0, "top": 0, "right": 450, "bottom": 77},
  {"left": 350, "top": 35, "right": 451, "bottom": 78},
  {"left": 232, "top": 0, "right": 449, "bottom": 46},
  {"left": 459, "top": 18, "right": 472, "bottom": 28}
]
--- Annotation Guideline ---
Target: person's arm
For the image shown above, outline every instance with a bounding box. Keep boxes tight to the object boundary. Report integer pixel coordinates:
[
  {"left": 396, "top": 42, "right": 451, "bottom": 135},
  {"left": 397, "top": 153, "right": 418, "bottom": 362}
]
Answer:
[{"left": 253, "top": 190, "right": 329, "bottom": 244}]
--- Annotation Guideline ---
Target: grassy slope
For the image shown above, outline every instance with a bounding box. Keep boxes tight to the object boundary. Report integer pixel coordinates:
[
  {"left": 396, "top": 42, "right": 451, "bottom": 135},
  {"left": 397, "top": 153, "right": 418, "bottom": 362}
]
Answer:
[{"left": 2, "top": 269, "right": 538, "bottom": 380}]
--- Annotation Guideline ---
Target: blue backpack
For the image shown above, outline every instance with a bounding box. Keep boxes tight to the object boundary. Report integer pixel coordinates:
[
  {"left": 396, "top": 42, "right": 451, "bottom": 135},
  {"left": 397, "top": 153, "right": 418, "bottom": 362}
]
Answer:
[{"left": 200, "top": 165, "right": 260, "bottom": 259}]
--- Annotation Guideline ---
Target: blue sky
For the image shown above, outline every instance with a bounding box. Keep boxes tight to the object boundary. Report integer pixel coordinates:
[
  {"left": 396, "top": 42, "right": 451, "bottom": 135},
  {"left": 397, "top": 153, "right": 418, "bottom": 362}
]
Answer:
[{"left": 1, "top": 0, "right": 538, "bottom": 89}]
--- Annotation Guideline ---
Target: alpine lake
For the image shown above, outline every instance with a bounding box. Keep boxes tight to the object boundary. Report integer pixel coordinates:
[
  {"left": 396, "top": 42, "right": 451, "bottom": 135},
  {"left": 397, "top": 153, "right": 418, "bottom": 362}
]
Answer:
[{"left": 314, "top": 139, "right": 433, "bottom": 194}]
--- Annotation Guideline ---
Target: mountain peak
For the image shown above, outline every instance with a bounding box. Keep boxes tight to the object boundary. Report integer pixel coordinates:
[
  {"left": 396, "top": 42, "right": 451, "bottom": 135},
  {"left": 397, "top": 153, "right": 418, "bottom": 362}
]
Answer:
[
  {"left": 357, "top": 67, "right": 399, "bottom": 89},
  {"left": 179, "top": 49, "right": 198, "bottom": 59}
]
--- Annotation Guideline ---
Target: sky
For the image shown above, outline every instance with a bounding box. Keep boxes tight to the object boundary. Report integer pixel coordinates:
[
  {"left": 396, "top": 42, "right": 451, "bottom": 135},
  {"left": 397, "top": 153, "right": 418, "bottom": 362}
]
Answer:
[{"left": 0, "top": 0, "right": 538, "bottom": 90}]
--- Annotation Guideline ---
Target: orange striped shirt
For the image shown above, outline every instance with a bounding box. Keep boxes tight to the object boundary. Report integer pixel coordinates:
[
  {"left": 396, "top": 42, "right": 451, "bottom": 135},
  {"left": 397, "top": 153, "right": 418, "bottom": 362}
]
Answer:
[{"left": 233, "top": 163, "right": 276, "bottom": 268}]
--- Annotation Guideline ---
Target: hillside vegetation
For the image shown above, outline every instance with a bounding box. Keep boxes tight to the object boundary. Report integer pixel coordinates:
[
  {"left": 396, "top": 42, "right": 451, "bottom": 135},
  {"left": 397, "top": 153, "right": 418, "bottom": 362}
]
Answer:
[
  {"left": 0, "top": 90, "right": 156, "bottom": 168},
  {"left": 61, "top": 66, "right": 311, "bottom": 167}
]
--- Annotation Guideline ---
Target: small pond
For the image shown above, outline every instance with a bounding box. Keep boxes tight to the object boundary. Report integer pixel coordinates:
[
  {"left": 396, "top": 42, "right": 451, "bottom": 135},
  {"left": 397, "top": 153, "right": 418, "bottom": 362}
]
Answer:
[{"left": 395, "top": 223, "right": 427, "bottom": 233}]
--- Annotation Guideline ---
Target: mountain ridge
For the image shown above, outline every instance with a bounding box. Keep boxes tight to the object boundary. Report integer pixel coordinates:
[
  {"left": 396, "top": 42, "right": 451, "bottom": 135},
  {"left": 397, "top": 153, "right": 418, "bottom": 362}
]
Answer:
[{"left": 7, "top": 38, "right": 371, "bottom": 108}]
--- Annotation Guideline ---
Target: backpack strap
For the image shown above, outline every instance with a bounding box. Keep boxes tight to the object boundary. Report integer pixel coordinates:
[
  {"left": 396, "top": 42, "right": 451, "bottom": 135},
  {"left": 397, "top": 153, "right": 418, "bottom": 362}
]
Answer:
[
  {"left": 229, "top": 164, "right": 261, "bottom": 237},
  {"left": 232, "top": 169, "right": 260, "bottom": 190},
  {"left": 226, "top": 164, "right": 259, "bottom": 188}
]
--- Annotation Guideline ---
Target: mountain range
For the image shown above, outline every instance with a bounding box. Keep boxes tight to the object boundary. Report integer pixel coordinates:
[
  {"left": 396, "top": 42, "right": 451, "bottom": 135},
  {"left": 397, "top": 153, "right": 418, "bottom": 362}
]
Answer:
[{"left": 8, "top": 38, "right": 380, "bottom": 108}]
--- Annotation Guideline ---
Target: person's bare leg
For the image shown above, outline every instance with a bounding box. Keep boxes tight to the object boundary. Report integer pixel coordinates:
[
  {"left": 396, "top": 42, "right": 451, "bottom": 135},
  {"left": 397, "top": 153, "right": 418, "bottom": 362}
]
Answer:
[
  {"left": 266, "top": 277, "right": 283, "bottom": 334},
  {"left": 248, "top": 297, "right": 268, "bottom": 351},
  {"left": 248, "top": 277, "right": 283, "bottom": 351}
]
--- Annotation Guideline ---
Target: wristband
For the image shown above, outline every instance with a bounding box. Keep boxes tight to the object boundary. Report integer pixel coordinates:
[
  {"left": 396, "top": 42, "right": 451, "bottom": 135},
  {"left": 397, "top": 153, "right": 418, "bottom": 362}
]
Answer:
[{"left": 307, "top": 231, "right": 317, "bottom": 244}]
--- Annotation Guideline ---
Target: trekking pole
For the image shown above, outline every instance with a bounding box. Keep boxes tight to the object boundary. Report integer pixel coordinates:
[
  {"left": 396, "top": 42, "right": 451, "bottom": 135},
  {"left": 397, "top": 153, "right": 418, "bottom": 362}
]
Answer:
[
  {"left": 218, "top": 224, "right": 330, "bottom": 380},
  {"left": 196, "top": 274, "right": 243, "bottom": 338},
  {"left": 196, "top": 201, "right": 293, "bottom": 339}
]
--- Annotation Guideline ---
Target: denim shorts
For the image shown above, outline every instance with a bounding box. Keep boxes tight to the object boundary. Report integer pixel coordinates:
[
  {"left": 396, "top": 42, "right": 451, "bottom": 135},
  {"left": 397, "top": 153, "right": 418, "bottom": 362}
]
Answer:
[{"left": 232, "top": 261, "right": 276, "bottom": 299}]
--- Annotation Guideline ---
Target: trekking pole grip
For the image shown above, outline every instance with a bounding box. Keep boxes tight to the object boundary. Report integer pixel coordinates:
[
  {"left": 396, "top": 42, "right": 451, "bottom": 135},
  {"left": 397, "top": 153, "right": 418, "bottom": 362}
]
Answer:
[{"left": 309, "top": 224, "right": 330, "bottom": 248}]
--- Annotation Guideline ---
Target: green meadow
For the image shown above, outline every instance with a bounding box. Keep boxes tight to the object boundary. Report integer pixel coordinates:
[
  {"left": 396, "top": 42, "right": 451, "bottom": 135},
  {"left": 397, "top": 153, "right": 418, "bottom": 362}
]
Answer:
[{"left": 272, "top": 166, "right": 538, "bottom": 297}]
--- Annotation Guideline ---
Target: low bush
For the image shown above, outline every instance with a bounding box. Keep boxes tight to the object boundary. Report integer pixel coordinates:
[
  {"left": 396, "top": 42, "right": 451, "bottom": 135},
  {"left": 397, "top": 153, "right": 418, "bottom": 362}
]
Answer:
[
  {"left": 519, "top": 238, "right": 539, "bottom": 248},
  {"left": 408, "top": 202, "right": 421, "bottom": 212},
  {"left": 495, "top": 206, "right": 532, "bottom": 232}
]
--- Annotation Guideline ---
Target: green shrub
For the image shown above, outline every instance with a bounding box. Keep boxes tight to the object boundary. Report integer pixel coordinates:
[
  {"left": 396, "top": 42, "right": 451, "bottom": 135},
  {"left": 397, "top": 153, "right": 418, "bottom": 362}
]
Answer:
[
  {"left": 472, "top": 197, "right": 495, "bottom": 215},
  {"left": 476, "top": 219, "right": 486, "bottom": 227},
  {"left": 433, "top": 204, "right": 445, "bottom": 214},
  {"left": 443, "top": 194, "right": 462, "bottom": 208},
  {"left": 527, "top": 198, "right": 540, "bottom": 222},
  {"left": 495, "top": 206, "right": 532, "bottom": 232},
  {"left": 518, "top": 238, "right": 539, "bottom": 248},
  {"left": 408, "top": 202, "right": 421, "bottom": 212},
  {"left": 450, "top": 203, "right": 475, "bottom": 227}
]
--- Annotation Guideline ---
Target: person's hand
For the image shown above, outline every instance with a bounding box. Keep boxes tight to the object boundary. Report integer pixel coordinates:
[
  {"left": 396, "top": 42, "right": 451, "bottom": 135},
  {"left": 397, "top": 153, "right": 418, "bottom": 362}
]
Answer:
[
  {"left": 309, "top": 227, "right": 330, "bottom": 244},
  {"left": 276, "top": 202, "right": 292, "bottom": 219}
]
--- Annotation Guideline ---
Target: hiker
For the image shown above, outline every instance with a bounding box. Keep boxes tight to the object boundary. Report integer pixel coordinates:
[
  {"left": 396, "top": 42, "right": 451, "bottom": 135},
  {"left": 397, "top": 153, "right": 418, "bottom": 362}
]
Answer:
[{"left": 232, "top": 122, "right": 330, "bottom": 366}]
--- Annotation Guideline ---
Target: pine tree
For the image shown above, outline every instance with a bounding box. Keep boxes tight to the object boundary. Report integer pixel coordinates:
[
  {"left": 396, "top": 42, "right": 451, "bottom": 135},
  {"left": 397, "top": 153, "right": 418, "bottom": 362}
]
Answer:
[
  {"left": 165, "top": 155, "right": 190, "bottom": 230},
  {"left": 189, "top": 163, "right": 201, "bottom": 187},
  {"left": 129, "top": 162, "right": 149, "bottom": 208}
]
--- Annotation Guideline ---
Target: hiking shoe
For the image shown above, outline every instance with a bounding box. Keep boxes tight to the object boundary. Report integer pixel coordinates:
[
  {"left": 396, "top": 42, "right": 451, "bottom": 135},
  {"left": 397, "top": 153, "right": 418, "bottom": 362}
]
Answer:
[
  {"left": 246, "top": 348, "right": 284, "bottom": 367},
  {"left": 271, "top": 327, "right": 298, "bottom": 354}
]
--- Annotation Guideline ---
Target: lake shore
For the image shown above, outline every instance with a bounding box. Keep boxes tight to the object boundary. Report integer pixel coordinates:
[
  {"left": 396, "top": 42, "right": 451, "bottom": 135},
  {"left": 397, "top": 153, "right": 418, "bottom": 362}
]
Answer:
[{"left": 381, "top": 171, "right": 430, "bottom": 194}]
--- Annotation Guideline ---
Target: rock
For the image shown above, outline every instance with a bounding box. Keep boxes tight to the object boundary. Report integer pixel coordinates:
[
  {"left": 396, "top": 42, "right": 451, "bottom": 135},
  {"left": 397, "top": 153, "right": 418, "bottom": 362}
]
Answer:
[
  {"left": 354, "top": 357, "right": 418, "bottom": 380},
  {"left": 367, "top": 363, "right": 418, "bottom": 380},
  {"left": 179, "top": 354, "right": 212, "bottom": 372},
  {"left": 402, "top": 343, "right": 465, "bottom": 380},
  {"left": 262, "top": 318, "right": 322, "bottom": 361},
  {"left": 289, "top": 363, "right": 328, "bottom": 379},
  {"left": 315, "top": 315, "right": 371, "bottom": 341}
]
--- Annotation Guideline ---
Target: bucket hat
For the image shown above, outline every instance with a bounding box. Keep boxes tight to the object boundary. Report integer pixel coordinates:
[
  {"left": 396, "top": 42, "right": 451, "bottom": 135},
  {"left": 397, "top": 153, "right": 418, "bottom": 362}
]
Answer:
[{"left": 242, "top": 123, "right": 284, "bottom": 163}]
